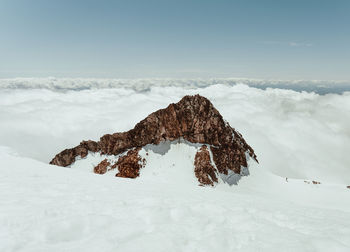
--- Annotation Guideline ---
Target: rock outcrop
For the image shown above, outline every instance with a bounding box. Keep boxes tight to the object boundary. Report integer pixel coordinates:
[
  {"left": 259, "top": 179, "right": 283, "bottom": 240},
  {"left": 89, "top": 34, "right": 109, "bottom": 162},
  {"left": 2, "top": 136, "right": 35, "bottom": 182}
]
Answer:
[
  {"left": 194, "top": 145, "right": 218, "bottom": 186},
  {"left": 115, "top": 148, "right": 145, "bottom": 178},
  {"left": 50, "top": 95, "right": 257, "bottom": 186},
  {"left": 93, "top": 159, "right": 110, "bottom": 175}
]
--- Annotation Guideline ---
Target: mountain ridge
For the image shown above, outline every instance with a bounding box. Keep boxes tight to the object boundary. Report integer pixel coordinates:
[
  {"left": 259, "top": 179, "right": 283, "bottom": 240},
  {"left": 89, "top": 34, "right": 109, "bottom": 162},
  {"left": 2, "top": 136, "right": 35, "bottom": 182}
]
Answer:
[{"left": 50, "top": 94, "right": 257, "bottom": 186}]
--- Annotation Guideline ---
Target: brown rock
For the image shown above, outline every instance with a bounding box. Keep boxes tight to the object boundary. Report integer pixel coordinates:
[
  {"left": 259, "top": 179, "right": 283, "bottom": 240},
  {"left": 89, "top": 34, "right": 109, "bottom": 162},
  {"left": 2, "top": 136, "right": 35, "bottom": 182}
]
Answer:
[
  {"left": 50, "top": 95, "right": 258, "bottom": 184},
  {"left": 93, "top": 159, "right": 110, "bottom": 174},
  {"left": 194, "top": 145, "right": 218, "bottom": 186},
  {"left": 347, "top": 186, "right": 350, "bottom": 189},
  {"left": 115, "top": 148, "right": 145, "bottom": 178},
  {"left": 312, "top": 181, "right": 321, "bottom": 184},
  {"left": 50, "top": 140, "right": 100, "bottom": 167}
]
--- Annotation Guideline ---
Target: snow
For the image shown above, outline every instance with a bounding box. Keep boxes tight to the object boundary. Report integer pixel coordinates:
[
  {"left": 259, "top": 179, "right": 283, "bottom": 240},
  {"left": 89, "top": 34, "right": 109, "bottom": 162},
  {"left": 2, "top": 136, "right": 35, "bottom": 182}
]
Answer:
[
  {"left": 1, "top": 146, "right": 350, "bottom": 251},
  {"left": 69, "top": 139, "right": 252, "bottom": 186},
  {"left": 1, "top": 81, "right": 350, "bottom": 251},
  {"left": 138, "top": 142, "right": 200, "bottom": 185},
  {"left": 68, "top": 151, "right": 118, "bottom": 174}
]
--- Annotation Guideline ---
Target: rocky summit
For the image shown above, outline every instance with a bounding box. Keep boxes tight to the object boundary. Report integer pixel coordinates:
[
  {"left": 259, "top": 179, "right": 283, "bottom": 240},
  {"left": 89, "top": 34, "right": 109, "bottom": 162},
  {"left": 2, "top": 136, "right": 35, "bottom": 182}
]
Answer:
[{"left": 50, "top": 94, "right": 258, "bottom": 186}]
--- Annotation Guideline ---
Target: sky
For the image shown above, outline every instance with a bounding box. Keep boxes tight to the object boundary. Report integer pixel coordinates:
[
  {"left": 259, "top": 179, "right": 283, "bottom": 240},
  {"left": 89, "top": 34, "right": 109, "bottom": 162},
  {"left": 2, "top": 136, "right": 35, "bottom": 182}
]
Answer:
[{"left": 0, "top": 0, "right": 349, "bottom": 80}]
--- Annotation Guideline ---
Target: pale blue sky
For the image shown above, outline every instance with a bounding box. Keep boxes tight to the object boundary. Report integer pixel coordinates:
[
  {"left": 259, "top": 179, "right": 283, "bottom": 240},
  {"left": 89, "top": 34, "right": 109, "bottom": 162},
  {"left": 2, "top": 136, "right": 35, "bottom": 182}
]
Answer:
[{"left": 0, "top": 0, "right": 349, "bottom": 80}]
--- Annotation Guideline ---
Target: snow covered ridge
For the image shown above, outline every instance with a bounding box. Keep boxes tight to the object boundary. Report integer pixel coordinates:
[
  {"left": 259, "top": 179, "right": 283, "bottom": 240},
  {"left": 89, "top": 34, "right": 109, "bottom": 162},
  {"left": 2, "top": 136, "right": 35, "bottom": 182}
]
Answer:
[
  {"left": 50, "top": 95, "right": 257, "bottom": 186},
  {"left": 1, "top": 77, "right": 349, "bottom": 94}
]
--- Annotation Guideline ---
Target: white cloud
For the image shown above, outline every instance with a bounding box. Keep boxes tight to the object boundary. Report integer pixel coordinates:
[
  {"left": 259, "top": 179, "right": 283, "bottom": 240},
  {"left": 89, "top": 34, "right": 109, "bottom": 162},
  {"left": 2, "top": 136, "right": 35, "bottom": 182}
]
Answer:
[
  {"left": 0, "top": 83, "right": 349, "bottom": 184},
  {"left": 0, "top": 77, "right": 348, "bottom": 94}
]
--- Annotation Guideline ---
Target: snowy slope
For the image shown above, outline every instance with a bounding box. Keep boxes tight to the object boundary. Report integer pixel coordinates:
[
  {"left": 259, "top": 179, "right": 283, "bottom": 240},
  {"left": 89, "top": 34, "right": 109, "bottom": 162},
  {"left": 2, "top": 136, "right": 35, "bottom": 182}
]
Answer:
[{"left": 1, "top": 146, "right": 350, "bottom": 252}]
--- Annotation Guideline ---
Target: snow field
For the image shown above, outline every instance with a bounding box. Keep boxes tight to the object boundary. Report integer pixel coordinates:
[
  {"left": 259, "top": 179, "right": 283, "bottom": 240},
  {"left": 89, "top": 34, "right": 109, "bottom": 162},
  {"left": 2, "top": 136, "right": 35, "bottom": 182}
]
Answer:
[
  {"left": 1, "top": 147, "right": 350, "bottom": 251},
  {"left": 1, "top": 83, "right": 350, "bottom": 251}
]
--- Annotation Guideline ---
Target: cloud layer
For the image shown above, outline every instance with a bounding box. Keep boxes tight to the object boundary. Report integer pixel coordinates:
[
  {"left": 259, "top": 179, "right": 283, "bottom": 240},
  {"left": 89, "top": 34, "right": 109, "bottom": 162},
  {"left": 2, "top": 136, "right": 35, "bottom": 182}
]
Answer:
[
  {"left": 0, "top": 77, "right": 349, "bottom": 94},
  {"left": 0, "top": 84, "right": 349, "bottom": 184}
]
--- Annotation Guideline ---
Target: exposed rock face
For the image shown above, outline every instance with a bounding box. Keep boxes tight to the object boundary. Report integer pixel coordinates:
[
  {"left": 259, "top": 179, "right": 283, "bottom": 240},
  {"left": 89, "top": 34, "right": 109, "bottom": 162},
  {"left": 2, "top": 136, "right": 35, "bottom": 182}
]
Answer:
[
  {"left": 93, "top": 159, "right": 109, "bottom": 175},
  {"left": 51, "top": 140, "right": 100, "bottom": 167},
  {"left": 194, "top": 146, "right": 218, "bottom": 186},
  {"left": 115, "top": 148, "right": 145, "bottom": 178},
  {"left": 50, "top": 95, "right": 257, "bottom": 186}
]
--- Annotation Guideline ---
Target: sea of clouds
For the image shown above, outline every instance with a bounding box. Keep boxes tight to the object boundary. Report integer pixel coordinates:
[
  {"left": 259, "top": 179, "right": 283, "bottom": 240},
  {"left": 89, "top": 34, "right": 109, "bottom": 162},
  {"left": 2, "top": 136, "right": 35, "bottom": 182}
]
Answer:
[
  {"left": 0, "top": 79, "right": 349, "bottom": 184},
  {"left": 1, "top": 77, "right": 350, "bottom": 94}
]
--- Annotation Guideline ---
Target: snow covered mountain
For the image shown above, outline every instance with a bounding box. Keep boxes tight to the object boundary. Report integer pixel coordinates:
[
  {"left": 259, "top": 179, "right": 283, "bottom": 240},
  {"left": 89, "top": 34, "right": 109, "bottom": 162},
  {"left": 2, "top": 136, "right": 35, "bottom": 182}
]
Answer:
[
  {"left": 1, "top": 83, "right": 350, "bottom": 251},
  {"left": 50, "top": 95, "right": 257, "bottom": 186}
]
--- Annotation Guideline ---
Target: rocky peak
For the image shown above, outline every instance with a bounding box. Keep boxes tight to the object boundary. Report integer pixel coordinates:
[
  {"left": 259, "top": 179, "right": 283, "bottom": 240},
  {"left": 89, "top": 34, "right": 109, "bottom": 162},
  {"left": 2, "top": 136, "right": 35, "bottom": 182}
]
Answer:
[{"left": 50, "top": 94, "right": 257, "bottom": 186}]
